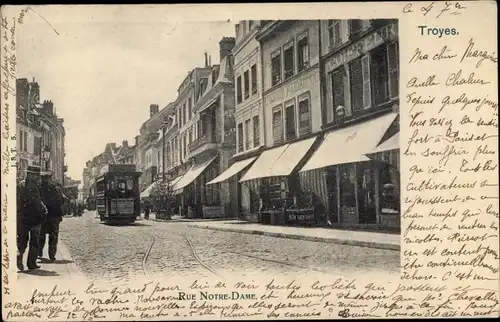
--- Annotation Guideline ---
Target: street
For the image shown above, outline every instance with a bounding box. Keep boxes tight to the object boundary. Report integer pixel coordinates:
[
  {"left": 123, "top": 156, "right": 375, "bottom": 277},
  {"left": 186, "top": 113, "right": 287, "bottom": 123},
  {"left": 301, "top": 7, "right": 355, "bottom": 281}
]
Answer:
[{"left": 58, "top": 211, "right": 400, "bottom": 285}]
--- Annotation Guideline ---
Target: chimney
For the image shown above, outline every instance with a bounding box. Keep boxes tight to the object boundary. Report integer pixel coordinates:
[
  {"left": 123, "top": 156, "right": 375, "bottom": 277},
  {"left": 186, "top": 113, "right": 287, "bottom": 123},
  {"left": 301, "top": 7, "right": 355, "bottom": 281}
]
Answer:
[
  {"left": 122, "top": 140, "right": 128, "bottom": 148},
  {"left": 204, "top": 52, "right": 208, "bottom": 67},
  {"left": 219, "top": 37, "right": 235, "bottom": 61},
  {"left": 209, "top": 55, "right": 212, "bottom": 67},
  {"left": 42, "top": 100, "right": 54, "bottom": 115},
  {"left": 149, "top": 104, "right": 159, "bottom": 118}
]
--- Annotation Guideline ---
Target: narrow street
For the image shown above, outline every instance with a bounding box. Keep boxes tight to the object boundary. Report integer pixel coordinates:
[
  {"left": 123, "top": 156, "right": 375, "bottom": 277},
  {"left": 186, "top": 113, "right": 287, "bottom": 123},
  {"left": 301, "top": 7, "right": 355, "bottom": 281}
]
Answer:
[{"left": 59, "top": 211, "right": 400, "bottom": 285}]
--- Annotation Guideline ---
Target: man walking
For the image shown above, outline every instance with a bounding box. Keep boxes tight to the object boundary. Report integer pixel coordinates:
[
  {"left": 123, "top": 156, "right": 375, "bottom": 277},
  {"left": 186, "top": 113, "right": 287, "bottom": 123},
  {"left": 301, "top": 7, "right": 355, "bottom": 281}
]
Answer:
[
  {"left": 39, "top": 172, "right": 64, "bottom": 261},
  {"left": 17, "top": 166, "right": 47, "bottom": 271}
]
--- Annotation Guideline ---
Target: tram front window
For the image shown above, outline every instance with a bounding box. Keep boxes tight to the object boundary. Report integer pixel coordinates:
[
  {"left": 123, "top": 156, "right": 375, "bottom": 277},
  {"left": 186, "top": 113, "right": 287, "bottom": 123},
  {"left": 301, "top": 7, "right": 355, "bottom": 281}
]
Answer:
[{"left": 113, "top": 175, "right": 135, "bottom": 198}]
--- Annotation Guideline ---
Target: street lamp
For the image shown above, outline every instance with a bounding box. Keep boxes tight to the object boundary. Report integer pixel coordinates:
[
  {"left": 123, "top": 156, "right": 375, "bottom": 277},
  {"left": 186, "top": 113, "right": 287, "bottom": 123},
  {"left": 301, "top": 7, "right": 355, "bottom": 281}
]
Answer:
[{"left": 42, "top": 146, "right": 51, "bottom": 171}]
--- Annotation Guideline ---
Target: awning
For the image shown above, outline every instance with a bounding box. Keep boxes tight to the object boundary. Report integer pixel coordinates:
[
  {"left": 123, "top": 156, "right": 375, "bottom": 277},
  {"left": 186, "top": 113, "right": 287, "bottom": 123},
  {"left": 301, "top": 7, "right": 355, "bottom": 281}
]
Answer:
[
  {"left": 140, "top": 182, "right": 156, "bottom": 198},
  {"left": 239, "top": 144, "right": 289, "bottom": 182},
  {"left": 172, "top": 156, "right": 217, "bottom": 194},
  {"left": 369, "top": 132, "right": 399, "bottom": 154},
  {"left": 300, "top": 112, "right": 398, "bottom": 172},
  {"left": 206, "top": 156, "right": 257, "bottom": 185},
  {"left": 267, "top": 136, "right": 317, "bottom": 177}
]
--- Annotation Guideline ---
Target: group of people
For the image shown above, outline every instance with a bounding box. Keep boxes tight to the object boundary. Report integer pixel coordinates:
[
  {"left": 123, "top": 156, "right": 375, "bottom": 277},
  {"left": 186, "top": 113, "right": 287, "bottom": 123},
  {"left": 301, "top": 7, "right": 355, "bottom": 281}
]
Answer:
[{"left": 16, "top": 166, "right": 67, "bottom": 271}]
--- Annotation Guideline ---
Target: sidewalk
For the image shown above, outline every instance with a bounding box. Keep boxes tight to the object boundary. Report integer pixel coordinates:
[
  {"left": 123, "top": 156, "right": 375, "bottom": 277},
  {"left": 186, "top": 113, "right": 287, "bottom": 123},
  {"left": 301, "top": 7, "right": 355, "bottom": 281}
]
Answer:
[
  {"left": 188, "top": 220, "right": 400, "bottom": 251},
  {"left": 17, "top": 238, "right": 85, "bottom": 283},
  {"left": 147, "top": 212, "right": 238, "bottom": 223}
]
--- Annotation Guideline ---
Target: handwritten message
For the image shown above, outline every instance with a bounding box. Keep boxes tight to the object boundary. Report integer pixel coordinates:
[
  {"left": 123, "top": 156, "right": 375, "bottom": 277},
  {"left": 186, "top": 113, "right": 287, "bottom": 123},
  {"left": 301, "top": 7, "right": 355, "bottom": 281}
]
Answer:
[{"left": 401, "top": 2, "right": 499, "bottom": 318}]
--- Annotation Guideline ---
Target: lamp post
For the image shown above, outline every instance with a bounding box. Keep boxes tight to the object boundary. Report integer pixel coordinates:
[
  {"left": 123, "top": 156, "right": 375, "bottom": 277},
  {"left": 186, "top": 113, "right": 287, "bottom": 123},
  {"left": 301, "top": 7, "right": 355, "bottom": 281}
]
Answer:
[{"left": 42, "top": 146, "right": 51, "bottom": 171}]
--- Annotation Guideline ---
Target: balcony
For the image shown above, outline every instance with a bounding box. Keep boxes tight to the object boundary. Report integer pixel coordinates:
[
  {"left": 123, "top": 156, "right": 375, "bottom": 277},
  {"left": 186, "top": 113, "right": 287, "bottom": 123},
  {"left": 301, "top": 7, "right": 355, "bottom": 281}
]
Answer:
[{"left": 187, "top": 132, "right": 217, "bottom": 159}]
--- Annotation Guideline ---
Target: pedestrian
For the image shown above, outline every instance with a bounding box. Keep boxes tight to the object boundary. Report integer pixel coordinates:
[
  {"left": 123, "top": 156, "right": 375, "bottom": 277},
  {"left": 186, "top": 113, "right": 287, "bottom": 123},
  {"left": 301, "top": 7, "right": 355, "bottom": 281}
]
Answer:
[
  {"left": 17, "top": 166, "right": 47, "bottom": 271},
  {"left": 144, "top": 200, "right": 150, "bottom": 220},
  {"left": 39, "top": 172, "right": 64, "bottom": 261}
]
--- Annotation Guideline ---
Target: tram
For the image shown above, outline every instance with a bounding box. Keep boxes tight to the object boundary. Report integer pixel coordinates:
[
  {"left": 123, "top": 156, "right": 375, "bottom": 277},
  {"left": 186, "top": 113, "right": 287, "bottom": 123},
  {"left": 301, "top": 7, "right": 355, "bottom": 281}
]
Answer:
[{"left": 95, "top": 164, "right": 142, "bottom": 224}]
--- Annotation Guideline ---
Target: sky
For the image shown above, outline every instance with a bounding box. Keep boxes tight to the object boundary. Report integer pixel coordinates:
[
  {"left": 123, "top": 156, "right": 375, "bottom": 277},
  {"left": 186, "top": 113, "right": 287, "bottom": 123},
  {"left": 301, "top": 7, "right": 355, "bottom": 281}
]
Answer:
[{"left": 17, "top": 6, "right": 235, "bottom": 181}]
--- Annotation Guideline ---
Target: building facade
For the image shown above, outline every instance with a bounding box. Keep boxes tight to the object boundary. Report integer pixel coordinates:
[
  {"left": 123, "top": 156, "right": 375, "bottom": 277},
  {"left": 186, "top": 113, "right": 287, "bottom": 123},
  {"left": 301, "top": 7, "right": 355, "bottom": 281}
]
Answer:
[
  {"left": 297, "top": 19, "right": 400, "bottom": 228},
  {"left": 16, "top": 78, "right": 66, "bottom": 185}
]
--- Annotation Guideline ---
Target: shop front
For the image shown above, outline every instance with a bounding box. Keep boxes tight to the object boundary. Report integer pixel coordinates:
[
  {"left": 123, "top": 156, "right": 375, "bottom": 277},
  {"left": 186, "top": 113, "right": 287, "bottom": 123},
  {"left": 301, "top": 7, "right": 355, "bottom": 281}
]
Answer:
[
  {"left": 299, "top": 111, "right": 400, "bottom": 230},
  {"left": 171, "top": 155, "right": 218, "bottom": 218},
  {"left": 239, "top": 136, "right": 322, "bottom": 226}
]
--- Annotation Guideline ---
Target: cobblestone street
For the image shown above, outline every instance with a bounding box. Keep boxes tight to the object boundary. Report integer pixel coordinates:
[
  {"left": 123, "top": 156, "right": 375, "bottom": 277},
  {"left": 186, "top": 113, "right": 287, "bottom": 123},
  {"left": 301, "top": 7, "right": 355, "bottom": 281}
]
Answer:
[{"left": 59, "top": 211, "right": 400, "bottom": 285}]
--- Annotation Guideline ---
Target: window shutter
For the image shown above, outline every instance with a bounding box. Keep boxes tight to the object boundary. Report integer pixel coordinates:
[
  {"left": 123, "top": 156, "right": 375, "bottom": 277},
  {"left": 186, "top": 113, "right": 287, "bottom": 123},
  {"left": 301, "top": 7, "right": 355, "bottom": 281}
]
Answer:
[
  {"left": 273, "top": 109, "right": 283, "bottom": 144},
  {"left": 349, "top": 58, "right": 363, "bottom": 112},
  {"left": 361, "top": 55, "right": 371, "bottom": 109},
  {"left": 332, "top": 70, "right": 344, "bottom": 110},
  {"left": 253, "top": 116, "right": 260, "bottom": 147},
  {"left": 298, "top": 98, "right": 310, "bottom": 137},
  {"left": 387, "top": 42, "right": 399, "bottom": 99},
  {"left": 334, "top": 20, "right": 341, "bottom": 46}
]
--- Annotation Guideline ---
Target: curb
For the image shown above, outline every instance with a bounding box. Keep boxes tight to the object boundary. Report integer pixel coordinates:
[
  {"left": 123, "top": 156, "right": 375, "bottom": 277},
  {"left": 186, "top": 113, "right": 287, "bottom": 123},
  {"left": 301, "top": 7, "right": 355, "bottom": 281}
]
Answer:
[
  {"left": 190, "top": 224, "right": 401, "bottom": 251},
  {"left": 153, "top": 217, "right": 239, "bottom": 223},
  {"left": 57, "top": 240, "right": 86, "bottom": 279}
]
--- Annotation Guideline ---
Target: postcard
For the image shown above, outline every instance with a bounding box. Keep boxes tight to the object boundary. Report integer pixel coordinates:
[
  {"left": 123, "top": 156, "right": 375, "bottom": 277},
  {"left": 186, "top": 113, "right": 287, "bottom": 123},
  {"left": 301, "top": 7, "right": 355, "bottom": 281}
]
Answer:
[{"left": 1, "top": 2, "right": 498, "bottom": 320}]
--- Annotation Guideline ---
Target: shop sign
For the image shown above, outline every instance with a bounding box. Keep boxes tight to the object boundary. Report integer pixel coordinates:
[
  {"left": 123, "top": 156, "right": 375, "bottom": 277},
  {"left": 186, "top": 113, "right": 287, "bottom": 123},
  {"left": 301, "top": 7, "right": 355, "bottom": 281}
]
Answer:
[
  {"left": 264, "top": 71, "right": 319, "bottom": 108},
  {"left": 326, "top": 23, "right": 398, "bottom": 72}
]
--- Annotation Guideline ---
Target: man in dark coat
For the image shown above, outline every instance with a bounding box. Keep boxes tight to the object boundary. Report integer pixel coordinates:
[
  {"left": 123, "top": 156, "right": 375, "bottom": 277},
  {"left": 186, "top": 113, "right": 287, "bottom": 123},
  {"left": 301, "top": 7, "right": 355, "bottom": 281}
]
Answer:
[
  {"left": 17, "top": 166, "right": 47, "bottom": 271},
  {"left": 39, "top": 172, "right": 64, "bottom": 260}
]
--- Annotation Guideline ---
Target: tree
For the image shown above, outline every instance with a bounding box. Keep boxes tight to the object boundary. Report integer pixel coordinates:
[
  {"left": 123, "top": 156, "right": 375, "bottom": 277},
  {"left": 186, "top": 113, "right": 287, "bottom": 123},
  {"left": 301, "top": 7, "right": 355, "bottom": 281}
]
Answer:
[{"left": 149, "top": 179, "right": 174, "bottom": 220}]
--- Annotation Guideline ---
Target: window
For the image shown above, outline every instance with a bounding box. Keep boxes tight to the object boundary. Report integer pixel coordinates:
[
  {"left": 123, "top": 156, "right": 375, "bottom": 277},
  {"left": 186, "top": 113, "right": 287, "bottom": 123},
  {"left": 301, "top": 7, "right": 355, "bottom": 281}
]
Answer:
[
  {"left": 23, "top": 131, "right": 28, "bottom": 152},
  {"left": 285, "top": 103, "right": 297, "bottom": 141},
  {"left": 271, "top": 49, "right": 281, "bottom": 86},
  {"left": 297, "top": 33, "right": 309, "bottom": 72},
  {"left": 328, "top": 20, "right": 342, "bottom": 47},
  {"left": 251, "top": 64, "right": 257, "bottom": 95},
  {"left": 189, "top": 128, "right": 193, "bottom": 143},
  {"left": 244, "top": 71, "right": 250, "bottom": 100},
  {"left": 183, "top": 135, "right": 187, "bottom": 158},
  {"left": 370, "top": 46, "right": 389, "bottom": 106},
  {"left": 236, "top": 76, "right": 242, "bottom": 104},
  {"left": 283, "top": 41, "right": 294, "bottom": 79},
  {"left": 245, "top": 119, "right": 251, "bottom": 150},
  {"left": 298, "top": 96, "right": 310, "bottom": 137},
  {"left": 237, "top": 123, "right": 244, "bottom": 152},
  {"left": 183, "top": 104, "right": 187, "bottom": 124},
  {"left": 331, "top": 69, "right": 345, "bottom": 116},
  {"left": 348, "top": 19, "right": 363, "bottom": 36},
  {"left": 33, "top": 136, "right": 41, "bottom": 155},
  {"left": 177, "top": 109, "right": 182, "bottom": 127},
  {"left": 188, "top": 98, "right": 192, "bottom": 119},
  {"left": 349, "top": 57, "right": 364, "bottom": 112},
  {"left": 272, "top": 106, "right": 283, "bottom": 144},
  {"left": 252, "top": 115, "right": 260, "bottom": 147},
  {"left": 387, "top": 42, "right": 399, "bottom": 99}
]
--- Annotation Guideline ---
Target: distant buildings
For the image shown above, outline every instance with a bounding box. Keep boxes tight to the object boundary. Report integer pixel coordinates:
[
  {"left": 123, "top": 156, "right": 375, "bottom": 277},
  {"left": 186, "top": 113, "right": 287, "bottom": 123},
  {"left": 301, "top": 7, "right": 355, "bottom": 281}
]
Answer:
[{"left": 16, "top": 78, "right": 66, "bottom": 185}]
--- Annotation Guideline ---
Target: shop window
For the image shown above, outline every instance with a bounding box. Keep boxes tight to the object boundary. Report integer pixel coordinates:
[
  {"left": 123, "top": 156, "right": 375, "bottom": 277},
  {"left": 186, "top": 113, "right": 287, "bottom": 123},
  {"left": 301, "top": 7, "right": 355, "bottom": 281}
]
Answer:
[
  {"left": 379, "top": 162, "right": 400, "bottom": 212},
  {"left": 297, "top": 33, "right": 309, "bottom": 72},
  {"left": 271, "top": 49, "right": 281, "bottom": 86},
  {"left": 348, "top": 19, "right": 363, "bottom": 37},
  {"left": 328, "top": 20, "right": 342, "bottom": 48},
  {"left": 245, "top": 119, "right": 251, "bottom": 150},
  {"left": 244, "top": 70, "right": 250, "bottom": 100},
  {"left": 370, "top": 45, "right": 389, "bottom": 106},
  {"left": 283, "top": 41, "right": 294, "bottom": 80},
  {"left": 331, "top": 69, "right": 345, "bottom": 117},
  {"left": 237, "top": 123, "right": 244, "bottom": 152},
  {"left": 236, "top": 76, "right": 242, "bottom": 104},
  {"left": 253, "top": 115, "right": 260, "bottom": 147},
  {"left": 251, "top": 64, "right": 257, "bottom": 95},
  {"left": 338, "top": 164, "right": 356, "bottom": 207},
  {"left": 272, "top": 106, "right": 283, "bottom": 144},
  {"left": 387, "top": 42, "right": 399, "bottom": 99},
  {"left": 349, "top": 57, "right": 364, "bottom": 112},
  {"left": 298, "top": 95, "right": 311, "bottom": 137},
  {"left": 285, "top": 102, "right": 296, "bottom": 141}
]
